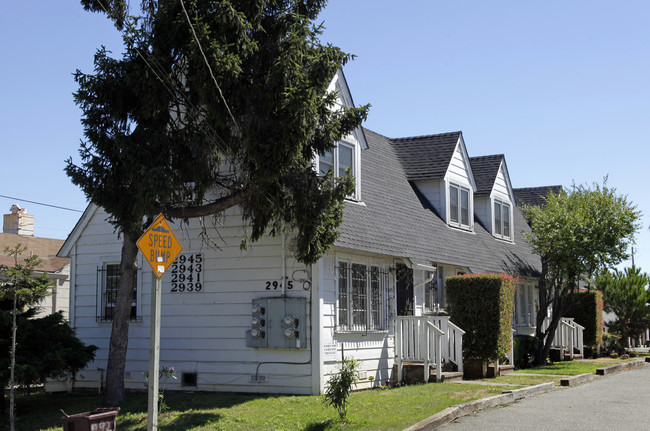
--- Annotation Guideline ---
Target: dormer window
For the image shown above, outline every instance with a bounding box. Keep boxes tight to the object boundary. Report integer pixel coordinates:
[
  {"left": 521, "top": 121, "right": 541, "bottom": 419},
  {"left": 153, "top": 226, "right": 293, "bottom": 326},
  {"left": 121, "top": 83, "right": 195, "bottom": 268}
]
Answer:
[
  {"left": 318, "top": 141, "right": 359, "bottom": 200},
  {"left": 494, "top": 200, "right": 511, "bottom": 239},
  {"left": 449, "top": 183, "right": 471, "bottom": 228}
]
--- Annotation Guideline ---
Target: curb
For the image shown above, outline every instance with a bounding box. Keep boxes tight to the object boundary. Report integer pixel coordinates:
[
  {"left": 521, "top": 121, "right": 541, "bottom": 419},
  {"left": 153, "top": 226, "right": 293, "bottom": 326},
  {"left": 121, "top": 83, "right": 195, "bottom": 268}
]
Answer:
[
  {"left": 560, "top": 372, "right": 594, "bottom": 387},
  {"left": 596, "top": 358, "right": 645, "bottom": 375},
  {"left": 403, "top": 383, "right": 554, "bottom": 431},
  {"left": 403, "top": 360, "right": 648, "bottom": 430},
  {"left": 503, "top": 381, "right": 555, "bottom": 399}
]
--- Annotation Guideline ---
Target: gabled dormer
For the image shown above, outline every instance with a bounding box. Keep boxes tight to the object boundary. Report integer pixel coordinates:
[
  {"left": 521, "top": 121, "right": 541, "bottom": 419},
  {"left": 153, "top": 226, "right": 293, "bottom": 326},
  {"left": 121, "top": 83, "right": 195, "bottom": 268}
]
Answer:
[
  {"left": 392, "top": 131, "right": 477, "bottom": 231},
  {"left": 469, "top": 155, "right": 515, "bottom": 241},
  {"left": 315, "top": 70, "right": 368, "bottom": 201}
]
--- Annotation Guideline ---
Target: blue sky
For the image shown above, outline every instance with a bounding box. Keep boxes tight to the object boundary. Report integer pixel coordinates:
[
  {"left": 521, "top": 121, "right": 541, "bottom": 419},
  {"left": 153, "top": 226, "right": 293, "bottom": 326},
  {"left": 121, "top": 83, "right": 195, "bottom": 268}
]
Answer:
[{"left": 1, "top": 1, "right": 648, "bottom": 272}]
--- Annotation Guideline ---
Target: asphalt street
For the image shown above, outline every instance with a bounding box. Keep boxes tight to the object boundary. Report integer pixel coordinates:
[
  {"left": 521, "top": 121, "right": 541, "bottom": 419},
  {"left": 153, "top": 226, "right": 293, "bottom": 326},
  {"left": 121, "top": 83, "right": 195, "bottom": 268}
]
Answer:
[{"left": 437, "top": 364, "right": 650, "bottom": 431}]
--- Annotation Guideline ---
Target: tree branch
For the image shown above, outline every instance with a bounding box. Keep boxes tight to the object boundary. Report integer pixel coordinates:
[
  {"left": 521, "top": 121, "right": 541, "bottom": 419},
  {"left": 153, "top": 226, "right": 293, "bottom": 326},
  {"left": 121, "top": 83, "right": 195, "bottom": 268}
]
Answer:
[{"left": 164, "top": 188, "right": 251, "bottom": 219}]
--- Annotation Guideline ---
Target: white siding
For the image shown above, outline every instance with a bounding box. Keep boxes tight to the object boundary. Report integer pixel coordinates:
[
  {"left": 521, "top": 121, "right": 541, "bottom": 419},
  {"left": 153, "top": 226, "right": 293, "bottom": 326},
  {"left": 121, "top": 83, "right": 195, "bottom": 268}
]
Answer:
[
  {"left": 474, "top": 196, "right": 489, "bottom": 229},
  {"left": 445, "top": 145, "right": 472, "bottom": 188},
  {"left": 319, "top": 250, "right": 396, "bottom": 392},
  {"left": 414, "top": 179, "right": 444, "bottom": 215},
  {"left": 491, "top": 163, "right": 512, "bottom": 204},
  {"left": 69, "top": 206, "right": 314, "bottom": 395}
]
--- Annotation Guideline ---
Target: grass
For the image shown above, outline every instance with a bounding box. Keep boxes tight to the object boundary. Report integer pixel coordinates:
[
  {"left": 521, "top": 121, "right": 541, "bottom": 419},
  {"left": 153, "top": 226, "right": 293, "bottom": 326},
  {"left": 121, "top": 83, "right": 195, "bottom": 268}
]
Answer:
[
  {"left": 513, "top": 357, "right": 628, "bottom": 376},
  {"left": 5, "top": 357, "right": 643, "bottom": 430},
  {"left": 6, "top": 383, "right": 513, "bottom": 431}
]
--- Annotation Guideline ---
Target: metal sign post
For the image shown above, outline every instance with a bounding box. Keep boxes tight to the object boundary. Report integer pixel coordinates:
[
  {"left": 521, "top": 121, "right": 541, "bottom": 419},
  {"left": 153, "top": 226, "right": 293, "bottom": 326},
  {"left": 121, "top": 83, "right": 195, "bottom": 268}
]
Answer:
[
  {"left": 136, "top": 214, "right": 182, "bottom": 431},
  {"left": 147, "top": 273, "right": 162, "bottom": 430}
]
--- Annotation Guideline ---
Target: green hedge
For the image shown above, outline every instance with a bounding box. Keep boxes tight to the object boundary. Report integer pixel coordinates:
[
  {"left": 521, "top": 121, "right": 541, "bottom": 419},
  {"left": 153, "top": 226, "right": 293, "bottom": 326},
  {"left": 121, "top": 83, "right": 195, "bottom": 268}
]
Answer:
[
  {"left": 513, "top": 335, "right": 538, "bottom": 369},
  {"left": 446, "top": 274, "right": 517, "bottom": 360},
  {"left": 564, "top": 290, "right": 604, "bottom": 346}
]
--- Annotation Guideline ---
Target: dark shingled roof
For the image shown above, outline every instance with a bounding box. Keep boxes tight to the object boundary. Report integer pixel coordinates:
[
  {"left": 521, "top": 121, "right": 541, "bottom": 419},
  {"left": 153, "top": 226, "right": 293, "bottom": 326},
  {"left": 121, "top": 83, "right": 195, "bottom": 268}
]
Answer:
[
  {"left": 513, "top": 186, "right": 562, "bottom": 207},
  {"left": 336, "top": 129, "right": 541, "bottom": 277},
  {"left": 469, "top": 155, "right": 504, "bottom": 196},
  {"left": 392, "top": 131, "right": 462, "bottom": 181}
]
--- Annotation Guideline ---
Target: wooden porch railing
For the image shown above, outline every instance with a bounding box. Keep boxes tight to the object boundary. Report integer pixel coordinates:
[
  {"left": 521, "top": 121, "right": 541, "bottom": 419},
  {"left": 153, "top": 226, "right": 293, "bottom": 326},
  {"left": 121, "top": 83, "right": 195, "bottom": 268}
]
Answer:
[
  {"left": 542, "top": 317, "right": 585, "bottom": 358},
  {"left": 393, "top": 316, "right": 465, "bottom": 382}
]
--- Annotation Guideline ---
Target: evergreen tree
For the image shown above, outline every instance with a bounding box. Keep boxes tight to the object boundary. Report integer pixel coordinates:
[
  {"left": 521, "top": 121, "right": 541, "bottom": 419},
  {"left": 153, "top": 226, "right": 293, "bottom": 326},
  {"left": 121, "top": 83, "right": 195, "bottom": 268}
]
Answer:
[
  {"left": 0, "top": 245, "right": 53, "bottom": 430},
  {"left": 68, "top": 0, "right": 368, "bottom": 404},
  {"left": 598, "top": 266, "right": 650, "bottom": 348}
]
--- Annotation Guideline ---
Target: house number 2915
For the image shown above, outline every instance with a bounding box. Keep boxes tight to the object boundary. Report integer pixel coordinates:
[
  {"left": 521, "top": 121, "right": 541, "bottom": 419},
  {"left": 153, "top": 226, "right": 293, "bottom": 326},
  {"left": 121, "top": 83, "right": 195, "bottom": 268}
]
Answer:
[
  {"left": 265, "top": 280, "right": 293, "bottom": 290},
  {"left": 170, "top": 253, "right": 203, "bottom": 293}
]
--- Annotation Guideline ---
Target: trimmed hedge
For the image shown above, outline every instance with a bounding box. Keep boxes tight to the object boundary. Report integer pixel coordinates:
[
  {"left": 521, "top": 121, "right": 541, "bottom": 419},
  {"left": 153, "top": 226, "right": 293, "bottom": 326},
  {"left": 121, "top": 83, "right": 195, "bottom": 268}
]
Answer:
[
  {"left": 564, "top": 290, "right": 604, "bottom": 346},
  {"left": 513, "top": 335, "right": 538, "bottom": 369},
  {"left": 446, "top": 274, "right": 517, "bottom": 360}
]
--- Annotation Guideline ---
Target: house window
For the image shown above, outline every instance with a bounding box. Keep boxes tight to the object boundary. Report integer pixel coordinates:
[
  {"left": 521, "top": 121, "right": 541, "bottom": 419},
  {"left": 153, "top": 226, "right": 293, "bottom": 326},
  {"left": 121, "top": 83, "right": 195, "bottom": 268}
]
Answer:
[
  {"left": 97, "top": 264, "right": 139, "bottom": 322},
  {"left": 449, "top": 183, "right": 470, "bottom": 228},
  {"left": 424, "top": 269, "right": 439, "bottom": 312},
  {"left": 494, "top": 200, "right": 511, "bottom": 239},
  {"left": 319, "top": 141, "right": 357, "bottom": 198},
  {"left": 337, "top": 261, "right": 388, "bottom": 331}
]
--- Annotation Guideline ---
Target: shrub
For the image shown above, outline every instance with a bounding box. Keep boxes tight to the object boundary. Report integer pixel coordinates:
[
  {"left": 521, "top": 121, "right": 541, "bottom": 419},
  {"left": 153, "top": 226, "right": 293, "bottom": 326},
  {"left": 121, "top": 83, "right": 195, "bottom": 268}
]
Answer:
[
  {"left": 513, "top": 335, "right": 538, "bottom": 369},
  {"left": 564, "top": 290, "right": 604, "bottom": 346},
  {"left": 324, "top": 357, "right": 359, "bottom": 421},
  {"left": 446, "top": 274, "right": 517, "bottom": 361}
]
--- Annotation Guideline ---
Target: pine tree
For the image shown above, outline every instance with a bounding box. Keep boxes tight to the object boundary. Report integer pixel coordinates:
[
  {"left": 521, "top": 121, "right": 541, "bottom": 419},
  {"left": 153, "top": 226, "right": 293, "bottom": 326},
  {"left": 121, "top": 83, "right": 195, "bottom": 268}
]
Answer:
[{"left": 69, "top": 0, "right": 368, "bottom": 404}]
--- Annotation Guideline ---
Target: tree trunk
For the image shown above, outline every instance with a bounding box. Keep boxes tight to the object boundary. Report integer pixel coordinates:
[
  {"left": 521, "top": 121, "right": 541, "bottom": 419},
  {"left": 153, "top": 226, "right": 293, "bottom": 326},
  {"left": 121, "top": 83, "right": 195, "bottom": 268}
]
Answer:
[
  {"left": 103, "top": 231, "right": 139, "bottom": 406},
  {"left": 9, "top": 293, "right": 16, "bottom": 431}
]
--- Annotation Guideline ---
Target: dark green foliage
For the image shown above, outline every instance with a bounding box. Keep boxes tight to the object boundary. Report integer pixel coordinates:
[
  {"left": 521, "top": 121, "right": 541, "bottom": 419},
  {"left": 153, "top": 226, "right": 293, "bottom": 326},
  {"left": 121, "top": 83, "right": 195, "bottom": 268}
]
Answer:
[
  {"left": 513, "top": 335, "right": 539, "bottom": 369},
  {"left": 68, "top": 0, "right": 369, "bottom": 256},
  {"left": 597, "top": 266, "right": 650, "bottom": 348},
  {"left": 0, "top": 309, "right": 97, "bottom": 389},
  {"left": 324, "top": 357, "right": 359, "bottom": 421},
  {"left": 564, "top": 290, "right": 604, "bottom": 346},
  {"left": 446, "top": 274, "right": 517, "bottom": 361}
]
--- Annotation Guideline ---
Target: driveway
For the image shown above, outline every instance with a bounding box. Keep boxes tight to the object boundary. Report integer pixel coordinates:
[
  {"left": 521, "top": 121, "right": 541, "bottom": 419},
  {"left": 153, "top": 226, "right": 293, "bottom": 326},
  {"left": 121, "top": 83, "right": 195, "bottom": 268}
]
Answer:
[{"left": 437, "top": 364, "right": 650, "bottom": 430}]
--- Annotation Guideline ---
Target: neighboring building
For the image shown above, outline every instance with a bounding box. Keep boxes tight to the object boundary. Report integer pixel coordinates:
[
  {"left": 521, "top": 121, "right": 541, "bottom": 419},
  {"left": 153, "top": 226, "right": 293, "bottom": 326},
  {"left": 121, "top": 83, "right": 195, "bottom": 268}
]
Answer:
[
  {"left": 58, "top": 73, "right": 566, "bottom": 395},
  {"left": 0, "top": 205, "right": 70, "bottom": 318}
]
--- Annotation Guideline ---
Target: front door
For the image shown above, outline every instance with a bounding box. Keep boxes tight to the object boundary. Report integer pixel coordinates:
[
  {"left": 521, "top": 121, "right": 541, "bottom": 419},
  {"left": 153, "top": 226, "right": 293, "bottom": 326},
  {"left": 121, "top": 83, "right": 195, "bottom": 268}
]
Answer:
[{"left": 396, "top": 263, "right": 414, "bottom": 316}]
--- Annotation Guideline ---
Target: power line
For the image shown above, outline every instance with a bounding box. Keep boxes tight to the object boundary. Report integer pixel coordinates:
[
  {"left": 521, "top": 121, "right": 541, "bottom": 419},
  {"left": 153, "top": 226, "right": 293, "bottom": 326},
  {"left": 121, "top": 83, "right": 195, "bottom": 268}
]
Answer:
[{"left": 0, "top": 194, "right": 84, "bottom": 213}]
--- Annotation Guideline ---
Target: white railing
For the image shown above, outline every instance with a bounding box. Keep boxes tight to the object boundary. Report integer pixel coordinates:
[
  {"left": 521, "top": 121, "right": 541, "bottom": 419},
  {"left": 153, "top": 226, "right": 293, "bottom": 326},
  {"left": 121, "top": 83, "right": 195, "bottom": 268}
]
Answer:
[
  {"left": 542, "top": 317, "right": 585, "bottom": 358},
  {"left": 428, "top": 316, "right": 466, "bottom": 372},
  {"left": 393, "top": 315, "right": 465, "bottom": 382}
]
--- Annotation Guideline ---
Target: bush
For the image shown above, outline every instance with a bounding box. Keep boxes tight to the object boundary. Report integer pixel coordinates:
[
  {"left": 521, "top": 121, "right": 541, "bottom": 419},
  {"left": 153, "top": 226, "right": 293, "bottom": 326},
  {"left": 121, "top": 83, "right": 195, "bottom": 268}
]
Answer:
[
  {"left": 513, "top": 335, "right": 538, "bottom": 369},
  {"left": 446, "top": 274, "right": 517, "bottom": 361},
  {"left": 324, "top": 357, "right": 359, "bottom": 421},
  {"left": 564, "top": 290, "right": 604, "bottom": 346}
]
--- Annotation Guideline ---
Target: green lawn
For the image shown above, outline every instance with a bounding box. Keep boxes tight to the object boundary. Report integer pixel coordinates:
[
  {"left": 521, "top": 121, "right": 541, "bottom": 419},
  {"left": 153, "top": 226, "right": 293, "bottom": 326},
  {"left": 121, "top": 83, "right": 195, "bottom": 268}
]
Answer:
[
  {"left": 513, "top": 358, "right": 627, "bottom": 376},
  {"left": 6, "top": 357, "right": 643, "bottom": 430},
  {"left": 8, "top": 383, "right": 512, "bottom": 431}
]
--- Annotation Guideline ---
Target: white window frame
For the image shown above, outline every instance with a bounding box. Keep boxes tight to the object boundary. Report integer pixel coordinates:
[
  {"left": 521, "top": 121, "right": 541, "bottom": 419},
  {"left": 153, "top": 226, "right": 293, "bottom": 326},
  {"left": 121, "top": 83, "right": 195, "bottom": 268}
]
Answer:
[
  {"left": 97, "top": 259, "right": 141, "bottom": 323},
  {"left": 448, "top": 183, "right": 471, "bottom": 229},
  {"left": 336, "top": 260, "right": 388, "bottom": 332},
  {"left": 318, "top": 140, "right": 360, "bottom": 200},
  {"left": 493, "top": 199, "right": 512, "bottom": 240}
]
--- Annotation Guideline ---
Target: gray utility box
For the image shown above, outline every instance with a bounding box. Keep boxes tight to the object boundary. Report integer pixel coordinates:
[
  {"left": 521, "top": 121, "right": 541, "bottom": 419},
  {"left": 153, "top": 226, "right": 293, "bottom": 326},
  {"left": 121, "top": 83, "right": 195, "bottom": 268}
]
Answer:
[{"left": 246, "top": 296, "right": 306, "bottom": 349}]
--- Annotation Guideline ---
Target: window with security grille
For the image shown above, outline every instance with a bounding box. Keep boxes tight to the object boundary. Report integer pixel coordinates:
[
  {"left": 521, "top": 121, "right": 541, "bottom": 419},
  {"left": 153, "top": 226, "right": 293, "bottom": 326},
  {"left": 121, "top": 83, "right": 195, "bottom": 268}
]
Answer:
[
  {"left": 97, "top": 264, "right": 139, "bottom": 322},
  {"left": 337, "top": 262, "right": 388, "bottom": 331}
]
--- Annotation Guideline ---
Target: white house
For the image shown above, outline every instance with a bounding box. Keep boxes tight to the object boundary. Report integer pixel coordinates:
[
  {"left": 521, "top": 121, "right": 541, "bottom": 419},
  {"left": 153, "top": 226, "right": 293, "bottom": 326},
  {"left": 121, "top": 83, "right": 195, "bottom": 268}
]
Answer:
[{"left": 57, "top": 73, "right": 571, "bottom": 395}]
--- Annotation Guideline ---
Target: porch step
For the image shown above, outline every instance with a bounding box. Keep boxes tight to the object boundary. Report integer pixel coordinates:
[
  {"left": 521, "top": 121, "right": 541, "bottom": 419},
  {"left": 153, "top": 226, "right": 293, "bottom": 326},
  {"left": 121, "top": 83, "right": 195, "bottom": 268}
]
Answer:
[
  {"left": 431, "top": 371, "right": 463, "bottom": 382},
  {"left": 394, "top": 362, "right": 462, "bottom": 384}
]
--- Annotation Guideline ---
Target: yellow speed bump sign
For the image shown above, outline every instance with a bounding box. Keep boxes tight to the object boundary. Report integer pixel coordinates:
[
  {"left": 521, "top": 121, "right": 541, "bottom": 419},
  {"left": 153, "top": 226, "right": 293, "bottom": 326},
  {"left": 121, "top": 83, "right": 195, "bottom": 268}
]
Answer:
[{"left": 136, "top": 213, "right": 183, "bottom": 279}]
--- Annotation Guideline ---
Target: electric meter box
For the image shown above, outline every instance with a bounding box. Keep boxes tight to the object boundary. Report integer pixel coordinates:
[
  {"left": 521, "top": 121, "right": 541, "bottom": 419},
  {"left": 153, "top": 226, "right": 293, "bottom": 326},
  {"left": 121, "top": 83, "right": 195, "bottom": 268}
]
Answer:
[{"left": 246, "top": 297, "right": 306, "bottom": 349}]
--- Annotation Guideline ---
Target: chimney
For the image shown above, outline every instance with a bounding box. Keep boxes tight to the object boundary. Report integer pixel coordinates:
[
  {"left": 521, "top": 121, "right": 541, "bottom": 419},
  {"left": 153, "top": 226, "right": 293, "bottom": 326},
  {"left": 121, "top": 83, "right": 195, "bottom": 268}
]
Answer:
[{"left": 3, "top": 204, "right": 35, "bottom": 236}]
